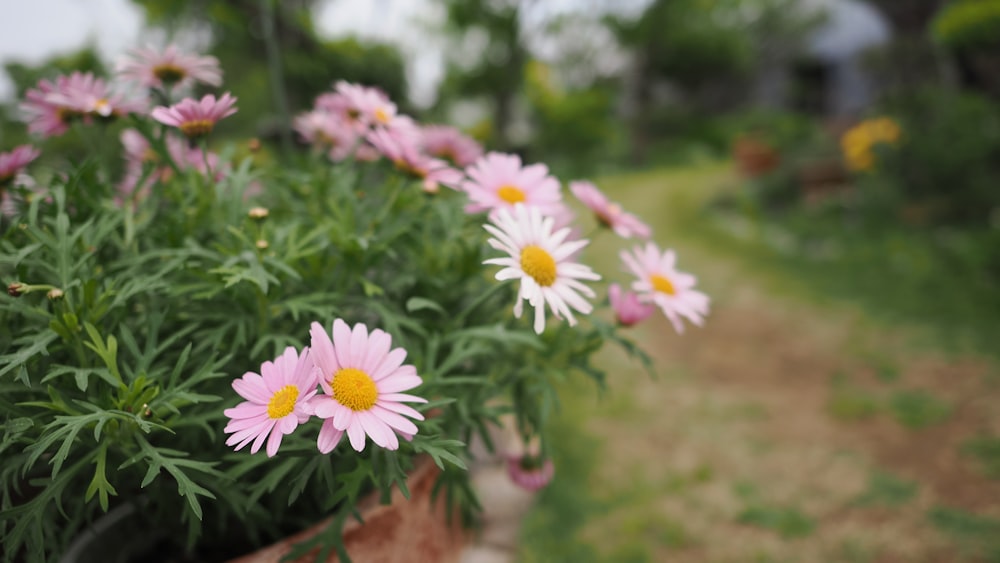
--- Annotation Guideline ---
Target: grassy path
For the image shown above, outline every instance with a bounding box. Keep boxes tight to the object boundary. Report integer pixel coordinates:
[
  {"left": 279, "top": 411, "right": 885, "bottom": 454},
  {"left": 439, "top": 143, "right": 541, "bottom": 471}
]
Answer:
[{"left": 517, "top": 164, "right": 1000, "bottom": 563}]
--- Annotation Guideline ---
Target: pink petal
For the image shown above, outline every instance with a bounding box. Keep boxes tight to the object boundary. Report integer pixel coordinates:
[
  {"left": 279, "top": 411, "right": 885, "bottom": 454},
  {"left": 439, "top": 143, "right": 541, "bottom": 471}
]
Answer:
[
  {"left": 377, "top": 373, "right": 422, "bottom": 393},
  {"left": 346, "top": 421, "right": 367, "bottom": 451},
  {"left": 317, "top": 420, "right": 344, "bottom": 454}
]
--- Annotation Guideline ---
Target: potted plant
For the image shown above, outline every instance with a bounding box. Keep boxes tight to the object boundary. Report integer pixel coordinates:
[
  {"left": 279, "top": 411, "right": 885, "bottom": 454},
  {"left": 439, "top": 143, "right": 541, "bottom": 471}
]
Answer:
[{"left": 0, "top": 45, "right": 710, "bottom": 562}]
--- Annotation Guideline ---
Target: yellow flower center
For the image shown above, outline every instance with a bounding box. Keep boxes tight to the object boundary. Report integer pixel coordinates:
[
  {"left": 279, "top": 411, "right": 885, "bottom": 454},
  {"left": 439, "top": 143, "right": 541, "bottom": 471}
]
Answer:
[
  {"left": 374, "top": 107, "right": 391, "bottom": 124},
  {"left": 92, "top": 98, "right": 112, "bottom": 117},
  {"left": 152, "top": 63, "right": 187, "bottom": 84},
  {"left": 650, "top": 274, "right": 676, "bottom": 295},
  {"left": 497, "top": 184, "right": 526, "bottom": 204},
  {"left": 332, "top": 367, "right": 378, "bottom": 412},
  {"left": 179, "top": 119, "right": 215, "bottom": 138},
  {"left": 266, "top": 385, "right": 299, "bottom": 419},
  {"left": 521, "top": 245, "right": 557, "bottom": 287}
]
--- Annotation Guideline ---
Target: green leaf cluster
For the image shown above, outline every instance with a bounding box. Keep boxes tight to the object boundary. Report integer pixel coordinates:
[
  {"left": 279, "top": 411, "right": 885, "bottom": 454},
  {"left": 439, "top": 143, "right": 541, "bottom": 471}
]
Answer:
[{"left": 0, "top": 130, "right": 641, "bottom": 560}]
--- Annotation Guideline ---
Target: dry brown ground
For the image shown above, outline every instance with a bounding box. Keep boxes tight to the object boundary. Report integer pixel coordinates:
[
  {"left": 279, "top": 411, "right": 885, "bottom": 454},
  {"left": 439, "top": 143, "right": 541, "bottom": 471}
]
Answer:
[{"left": 526, "top": 165, "right": 1000, "bottom": 563}]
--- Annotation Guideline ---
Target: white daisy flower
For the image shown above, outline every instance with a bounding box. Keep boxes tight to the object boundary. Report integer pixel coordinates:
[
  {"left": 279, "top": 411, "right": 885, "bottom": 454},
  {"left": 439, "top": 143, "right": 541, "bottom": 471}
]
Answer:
[{"left": 483, "top": 204, "right": 601, "bottom": 334}]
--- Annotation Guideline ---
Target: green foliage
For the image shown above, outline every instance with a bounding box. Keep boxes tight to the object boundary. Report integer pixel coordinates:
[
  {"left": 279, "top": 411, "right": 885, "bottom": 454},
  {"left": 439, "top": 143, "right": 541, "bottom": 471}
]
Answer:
[
  {"left": 933, "top": 0, "right": 1000, "bottom": 52},
  {"left": 737, "top": 504, "right": 816, "bottom": 538},
  {"left": 888, "top": 390, "right": 952, "bottom": 429},
  {"left": 928, "top": 506, "right": 1000, "bottom": 561},
  {"left": 0, "top": 124, "right": 636, "bottom": 561},
  {"left": 868, "top": 88, "right": 1000, "bottom": 226},
  {"left": 962, "top": 435, "right": 1000, "bottom": 478},
  {"left": 853, "top": 470, "right": 918, "bottom": 507}
]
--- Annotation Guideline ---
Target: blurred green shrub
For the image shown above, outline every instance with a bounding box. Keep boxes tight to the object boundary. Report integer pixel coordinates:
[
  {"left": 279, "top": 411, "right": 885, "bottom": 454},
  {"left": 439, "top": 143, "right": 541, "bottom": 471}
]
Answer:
[
  {"left": 866, "top": 88, "right": 1000, "bottom": 226},
  {"left": 932, "top": 0, "right": 1000, "bottom": 52}
]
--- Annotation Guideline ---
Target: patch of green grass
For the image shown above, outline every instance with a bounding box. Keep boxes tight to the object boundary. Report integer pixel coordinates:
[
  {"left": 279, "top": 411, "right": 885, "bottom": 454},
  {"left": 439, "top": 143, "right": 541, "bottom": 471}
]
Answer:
[
  {"left": 834, "top": 539, "right": 876, "bottom": 563},
  {"left": 928, "top": 506, "right": 1000, "bottom": 561},
  {"left": 888, "top": 390, "right": 952, "bottom": 429},
  {"left": 852, "top": 470, "right": 918, "bottom": 507},
  {"left": 827, "top": 385, "right": 882, "bottom": 422},
  {"left": 620, "top": 512, "right": 695, "bottom": 549},
  {"left": 737, "top": 505, "right": 816, "bottom": 538},
  {"left": 518, "top": 397, "right": 606, "bottom": 563},
  {"left": 962, "top": 435, "right": 1000, "bottom": 478}
]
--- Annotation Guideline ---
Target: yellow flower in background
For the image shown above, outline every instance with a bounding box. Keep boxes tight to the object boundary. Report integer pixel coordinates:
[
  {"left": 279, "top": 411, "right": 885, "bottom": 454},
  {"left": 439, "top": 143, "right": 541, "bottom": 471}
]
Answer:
[{"left": 841, "top": 117, "right": 901, "bottom": 172}]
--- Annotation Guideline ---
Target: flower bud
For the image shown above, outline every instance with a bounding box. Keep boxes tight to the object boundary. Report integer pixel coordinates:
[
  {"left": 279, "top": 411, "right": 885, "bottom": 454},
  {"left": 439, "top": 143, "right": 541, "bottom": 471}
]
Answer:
[
  {"left": 248, "top": 207, "right": 269, "bottom": 221},
  {"left": 7, "top": 282, "right": 25, "bottom": 297},
  {"left": 255, "top": 239, "right": 269, "bottom": 250},
  {"left": 248, "top": 138, "right": 262, "bottom": 153},
  {"left": 47, "top": 288, "right": 64, "bottom": 301}
]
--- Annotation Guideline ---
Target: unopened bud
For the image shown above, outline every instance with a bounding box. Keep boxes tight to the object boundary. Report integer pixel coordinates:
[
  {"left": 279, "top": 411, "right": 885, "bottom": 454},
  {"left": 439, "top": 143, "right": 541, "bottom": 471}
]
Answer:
[
  {"left": 255, "top": 239, "right": 269, "bottom": 250},
  {"left": 47, "top": 288, "right": 64, "bottom": 301},
  {"left": 7, "top": 282, "right": 25, "bottom": 297},
  {"left": 248, "top": 138, "right": 262, "bottom": 153},
  {"left": 248, "top": 207, "right": 269, "bottom": 221}
]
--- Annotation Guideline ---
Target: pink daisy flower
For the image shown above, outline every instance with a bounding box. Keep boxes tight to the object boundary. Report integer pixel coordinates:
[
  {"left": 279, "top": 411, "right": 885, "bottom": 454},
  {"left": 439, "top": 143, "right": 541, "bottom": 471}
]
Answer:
[
  {"left": 22, "top": 73, "right": 146, "bottom": 137},
  {"left": 151, "top": 92, "right": 238, "bottom": 138},
  {"left": 223, "top": 347, "right": 318, "bottom": 457},
  {"left": 608, "top": 283, "right": 655, "bottom": 327},
  {"left": 484, "top": 204, "right": 601, "bottom": 334},
  {"left": 506, "top": 454, "right": 555, "bottom": 492},
  {"left": 620, "top": 242, "right": 709, "bottom": 334},
  {"left": 367, "top": 127, "right": 463, "bottom": 193},
  {"left": 570, "top": 180, "right": 651, "bottom": 239},
  {"left": 307, "top": 319, "right": 427, "bottom": 453},
  {"left": 293, "top": 110, "right": 358, "bottom": 162},
  {"left": 0, "top": 145, "right": 41, "bottom": 186},
  {"left": 420, "top": 125, "right": 483, "bottom": 167},
  {"left": 463, "top": 152, "right": 564, "bottom": 217},
  {"left": 117, "top": 44, "right": 223, "bottom": 89},
  {"left": 317, "top": 81, "right": 398, "bottom": 132}
]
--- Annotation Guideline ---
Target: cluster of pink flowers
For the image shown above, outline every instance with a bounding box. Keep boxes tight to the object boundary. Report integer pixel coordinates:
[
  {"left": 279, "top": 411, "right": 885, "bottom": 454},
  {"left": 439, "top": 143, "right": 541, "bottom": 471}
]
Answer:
[
  {"left": 224, "top": 319, "right": 426, "bottom": 457},
  {"left": 295, "top": 82, "right": 482, "bottom": 193},
  {"left": 0, "top": 145, "right": 41, "bottom": 215},
  {"left": 15, "top": 45, "right": 238, "bottom": 207},
  {"left": 21, "top": 72, "right": 147, "bottom": 137},
  {"left": 295, "top": 81, "right": 708, "bottom": 337}
]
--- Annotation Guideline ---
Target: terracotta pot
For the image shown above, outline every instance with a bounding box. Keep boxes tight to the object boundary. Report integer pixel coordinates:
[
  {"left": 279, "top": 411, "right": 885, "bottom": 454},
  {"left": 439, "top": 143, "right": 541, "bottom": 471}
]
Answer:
[
  {"left": 733, "top": 136, "right": 781, "bottom": 178},
  {"left": 227, "top": 456, "right": 468, "bottom": 563}
]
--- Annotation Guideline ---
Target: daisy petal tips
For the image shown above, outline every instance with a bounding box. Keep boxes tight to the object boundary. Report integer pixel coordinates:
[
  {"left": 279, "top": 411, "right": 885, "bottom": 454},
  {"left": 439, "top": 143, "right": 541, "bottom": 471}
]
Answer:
[
  {"left": 483, "top": 204, "right": 601, "bottom": 334},
  {"left": 307, "top": 319, "right": 427, "bottom": 453},
  {"left": 224, "top": 346, "right": 319, "bottom": 458}
]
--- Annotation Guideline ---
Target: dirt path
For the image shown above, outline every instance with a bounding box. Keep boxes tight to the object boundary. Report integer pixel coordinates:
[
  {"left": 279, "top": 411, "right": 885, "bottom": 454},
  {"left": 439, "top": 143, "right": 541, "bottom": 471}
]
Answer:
[{"left": 518, "top": 165, "right": 1000, "bottom": 563}]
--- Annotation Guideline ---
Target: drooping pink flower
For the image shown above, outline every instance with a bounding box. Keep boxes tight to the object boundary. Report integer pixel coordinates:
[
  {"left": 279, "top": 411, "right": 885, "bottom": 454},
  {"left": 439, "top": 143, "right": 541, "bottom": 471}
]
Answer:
[
  {"left": 224, "top": 347, "right": 318, "bottom": 457},
  {"left": 0, "top": 145, "right": 41, "bottom": 186},
  {"left": 570, "top": 180, "right": 651, "bottom": 239},
  {"left": 367, "top": 127, "right": 463, "bottom": 193},
  {"left": 117, "top": 44, "right": 223, "bottom": 89},
  {"left": 118, "top": 128, "right": 226, "bottom": 201},
  {"left": 608, "top": 283, "right": 654, "bottom": 327},
  {"left": 316, "top": 81, "right": 398, "bottom": 132},
  {"left": 22, "top": 72, "right": 146, "bottom": 137},
  {"left": 0, "top": 145, "right": 40, "bottom": 215},
  {"left": 620, "top": 242, "right": 709, "bottom": 334},
  {"left": 307, "top": 319, "right": 427, "bottom": 453},
  {"left": 506, "top": 454, "right": 555, "bottom": 492},
  {"left": 420, "top": 125, "right": 483, "bottom": 167},
  {"left": 463, "top": 152, "right": 564, "bottom": 217},
  {"left": 151, "top": 92, "right": 238, "bottom": 138},
  {"left": 293, "top": 110, "right": 358, "bottom": 162},
  {"left": 484, "top": 204, "right": 601, "bottom": 334}
]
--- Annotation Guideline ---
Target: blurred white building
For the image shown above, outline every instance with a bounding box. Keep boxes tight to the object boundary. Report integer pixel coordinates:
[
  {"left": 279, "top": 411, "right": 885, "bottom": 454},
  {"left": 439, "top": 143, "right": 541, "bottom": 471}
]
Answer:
[{"left": 757, "top": 0, "right": 892, "bottom": 117}]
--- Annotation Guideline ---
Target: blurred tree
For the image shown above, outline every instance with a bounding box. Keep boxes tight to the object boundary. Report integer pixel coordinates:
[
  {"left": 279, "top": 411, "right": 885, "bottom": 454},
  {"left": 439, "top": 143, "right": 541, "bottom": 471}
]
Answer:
[
  {"left": 607, "top": 0, "right": 813, "bottom": 163},
  {"left": 434, "top": 0, "right": 529, "bottom": 150}
]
